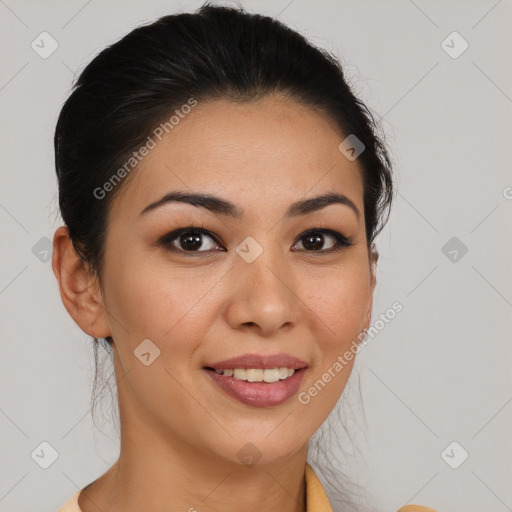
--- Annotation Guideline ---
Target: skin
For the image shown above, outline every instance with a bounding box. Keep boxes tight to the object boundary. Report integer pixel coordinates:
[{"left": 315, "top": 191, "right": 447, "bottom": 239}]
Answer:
[{"left": 52, "top": 93, "right": 377, "bottom": 512}]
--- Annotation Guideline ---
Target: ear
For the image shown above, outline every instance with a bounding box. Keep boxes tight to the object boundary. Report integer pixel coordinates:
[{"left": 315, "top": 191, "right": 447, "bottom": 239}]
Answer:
[
  {"left": 51, "top": 226, "right": 111, "bottom": 339},
  {"left": 363, "top": 243, "right": 379, "bottom": 331}
]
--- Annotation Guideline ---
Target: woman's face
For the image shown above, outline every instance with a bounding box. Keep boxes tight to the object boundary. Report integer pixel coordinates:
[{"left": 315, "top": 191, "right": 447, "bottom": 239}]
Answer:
[{"left": 94, "top": 94, "right": 376, "bottom": 466}]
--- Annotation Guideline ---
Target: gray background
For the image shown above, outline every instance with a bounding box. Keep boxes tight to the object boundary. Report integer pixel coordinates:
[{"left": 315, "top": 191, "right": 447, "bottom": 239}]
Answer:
[{"left": 0, "top": 0, "right": 511, "bottom": 511}]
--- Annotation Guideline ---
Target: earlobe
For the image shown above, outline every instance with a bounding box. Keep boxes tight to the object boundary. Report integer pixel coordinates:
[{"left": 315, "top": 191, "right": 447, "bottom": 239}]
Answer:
[{"left": 51, "top": 226, "right": 111, "bottom": 339}]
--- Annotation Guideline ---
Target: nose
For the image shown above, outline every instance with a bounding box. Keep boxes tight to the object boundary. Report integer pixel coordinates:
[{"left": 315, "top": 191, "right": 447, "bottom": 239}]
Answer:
[{"left": 223, "top": 241, "right": 301, "bottom": 337}]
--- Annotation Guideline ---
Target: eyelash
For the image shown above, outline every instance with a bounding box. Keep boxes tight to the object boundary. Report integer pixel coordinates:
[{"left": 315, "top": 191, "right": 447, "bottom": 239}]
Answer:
[{"left": 157, "top": 224, "right": 353, "bottom": 256}]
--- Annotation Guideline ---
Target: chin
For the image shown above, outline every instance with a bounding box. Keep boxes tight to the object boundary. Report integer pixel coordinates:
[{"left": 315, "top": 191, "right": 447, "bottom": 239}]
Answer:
[{"left": 216, "top": 431, "right": 308, "bottom": 468}]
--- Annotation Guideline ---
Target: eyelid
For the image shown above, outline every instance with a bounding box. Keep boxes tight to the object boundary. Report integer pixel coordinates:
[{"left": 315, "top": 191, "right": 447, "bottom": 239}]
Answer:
[
  {"left": 292, "top": 227, "right": 353, "bottom": 252},
  {"left": 157, "top": 224, "right": 353, "bottom": 255},
  {"left": 157, "top": 226, "right": 223, "bottom": 252}
]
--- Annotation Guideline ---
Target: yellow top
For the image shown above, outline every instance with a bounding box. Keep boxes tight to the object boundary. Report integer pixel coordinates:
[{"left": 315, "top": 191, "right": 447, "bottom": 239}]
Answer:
[{"left": 57, "top": 462, "right": 438, "bottom": 512}]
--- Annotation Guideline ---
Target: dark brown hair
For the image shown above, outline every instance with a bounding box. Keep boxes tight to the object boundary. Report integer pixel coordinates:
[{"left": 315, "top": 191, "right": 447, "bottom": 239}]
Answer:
[{"left": 54, "top": 3, "right": 393, "bottom": 510}]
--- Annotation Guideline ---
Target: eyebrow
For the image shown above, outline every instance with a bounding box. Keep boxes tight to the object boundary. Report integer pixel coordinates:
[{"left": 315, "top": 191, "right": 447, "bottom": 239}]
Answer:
[{"left": 138, "top": 190, "right": 360, "bottom": 220}]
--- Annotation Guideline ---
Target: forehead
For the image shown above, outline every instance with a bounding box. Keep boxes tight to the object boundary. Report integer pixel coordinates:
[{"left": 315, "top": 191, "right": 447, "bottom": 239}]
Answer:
[{"left": 111, "top": 94, "right": 364, "bottom": 222}]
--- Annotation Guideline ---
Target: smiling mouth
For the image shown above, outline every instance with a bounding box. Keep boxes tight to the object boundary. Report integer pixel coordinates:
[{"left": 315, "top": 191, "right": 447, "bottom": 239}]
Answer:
[
  {"left": 203, "top": 366, "right": 307, "bottom": 407},
  {"left": 204, "top": 366, "right": 299, "bottom": 383}
]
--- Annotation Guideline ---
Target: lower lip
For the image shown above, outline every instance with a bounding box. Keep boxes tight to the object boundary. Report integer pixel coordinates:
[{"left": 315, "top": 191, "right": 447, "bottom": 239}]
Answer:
[{"left": 204, "top": 368, "right": 307, "bottom": 407}]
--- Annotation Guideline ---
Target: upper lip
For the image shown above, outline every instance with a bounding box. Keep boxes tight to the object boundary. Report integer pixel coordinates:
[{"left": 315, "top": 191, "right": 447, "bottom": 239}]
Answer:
[{"left": 205, "top": 353, "right": 308, "bottom": 370}]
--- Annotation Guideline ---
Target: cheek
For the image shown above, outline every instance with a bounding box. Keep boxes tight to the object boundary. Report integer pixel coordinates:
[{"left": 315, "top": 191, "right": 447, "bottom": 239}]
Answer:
[
  {"left": 105, "top": 240, "right": 370, "bottom": 367},
  {"left": 298, "top": 266, "right": 367, "bottom": 418},
  {"left": 103, "top": 244, "right": 213, "bottom": 343},
  {"left": 304, "top": 260, "right": 370, "bottom": 341},
  {"left": 103, "top": 249, "right": 215, "bottom": 420}
]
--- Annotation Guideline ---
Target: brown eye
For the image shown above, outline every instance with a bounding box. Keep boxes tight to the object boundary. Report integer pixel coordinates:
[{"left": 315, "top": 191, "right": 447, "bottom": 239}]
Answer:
[
  {"left": 293, "top": 229, "right": 352, "bottom": 253},
  {"left": 158, "top": 228, "right": 224, "bottom": 255},
  {"left": 158, "top": 226, "right": 351, "bottom": 256}
]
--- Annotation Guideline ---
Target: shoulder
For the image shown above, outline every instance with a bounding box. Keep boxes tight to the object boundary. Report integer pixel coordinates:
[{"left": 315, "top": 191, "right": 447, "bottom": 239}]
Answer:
[
  {"left": 304, "top": 462, "right": 334, "bottom": 511},
  {"left": 397, "top": 505, "right": 440, "bottom": 512},
  {"left": 57, "top": 490, "right": 82, "bottom": 512}
]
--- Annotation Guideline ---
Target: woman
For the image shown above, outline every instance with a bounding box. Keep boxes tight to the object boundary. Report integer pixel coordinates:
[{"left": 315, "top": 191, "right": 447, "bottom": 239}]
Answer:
[{"left": 52, "top": 3, "right": 437, "bottom": 511}]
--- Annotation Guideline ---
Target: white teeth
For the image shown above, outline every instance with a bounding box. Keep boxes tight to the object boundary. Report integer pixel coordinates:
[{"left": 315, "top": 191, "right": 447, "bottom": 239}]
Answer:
[
  {"left": 212, "top": 367, "right": 297, "bottom": 382},
  {"left": 263, "top": 368, "right": 280, "bottom": 383},
  {"left": 246, "top": 369, "right": 263, "bottom": 382},
  {"left": 233, "top": 369, "right": 246, "bottom": 380}
]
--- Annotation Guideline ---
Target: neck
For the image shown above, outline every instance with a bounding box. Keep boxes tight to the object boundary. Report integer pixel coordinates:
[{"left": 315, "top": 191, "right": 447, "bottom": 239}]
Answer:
[{"left": 77, "top": 397, "right": 308, "bottom": 512}]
